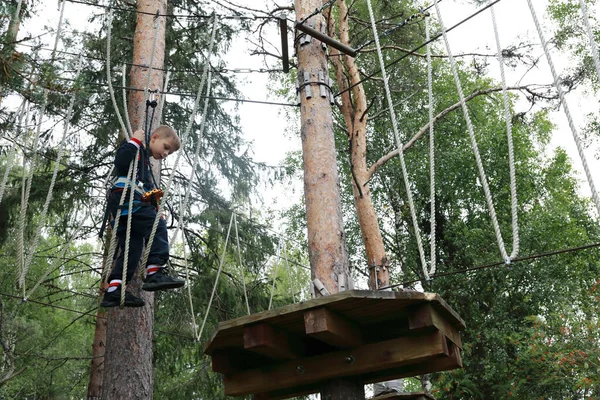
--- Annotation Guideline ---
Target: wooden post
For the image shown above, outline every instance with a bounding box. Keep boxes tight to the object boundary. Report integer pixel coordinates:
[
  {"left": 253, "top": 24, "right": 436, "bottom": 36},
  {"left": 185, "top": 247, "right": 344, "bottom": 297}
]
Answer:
[
  {"left": 101, "top": 1, "right": 166, "bottom": 399},
  {"left": 294, "top": 0, "right": 360, "bottom": 398}
]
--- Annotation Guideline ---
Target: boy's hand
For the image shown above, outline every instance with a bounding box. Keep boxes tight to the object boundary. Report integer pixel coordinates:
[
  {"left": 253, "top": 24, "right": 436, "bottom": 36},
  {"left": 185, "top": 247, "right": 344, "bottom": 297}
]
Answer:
[{"left": 132, "top": 129, "right": 145, "bottom": 144}]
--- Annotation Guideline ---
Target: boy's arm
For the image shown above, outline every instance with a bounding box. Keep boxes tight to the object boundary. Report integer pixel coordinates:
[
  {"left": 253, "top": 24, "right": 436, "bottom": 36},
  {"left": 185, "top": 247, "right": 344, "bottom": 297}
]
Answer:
[{"left": 114, "top": 130, "right": 146, "bottom": 175}]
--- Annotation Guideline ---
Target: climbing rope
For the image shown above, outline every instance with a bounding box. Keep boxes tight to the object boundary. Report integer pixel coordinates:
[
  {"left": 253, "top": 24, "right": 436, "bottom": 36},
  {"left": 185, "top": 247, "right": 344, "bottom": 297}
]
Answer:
[
  {"left": 0, "top": 102, "right": 27, "bottom": 206},
  {"left": 233, "top": 213, "right": 251, "bottom": 315},
  {"left": 20, "top": 54, "right": 84, "bottom": 297},
  {"left": 122, "top": 63, "right": 134, "bottom": 137},
  {"left": 105, "top": 7, "right": 131, "bottom": 140},
  {"left": 526, "top": 0, "right": 600, "bottom": 216},
  {"left": 178, "top": 190, "right": 199, "bottom": 338},
  {"left": 432, "top": 0, "right": 511, "bottom": 263},
  {"left": 425, "top": 15, "right": 437, "bottom": 277},
  {"left": 197, "top": 212, "right": 234, "bottom": 341},
  {"left": 157, "top": 70, "right": 171, "bottom": 125},
  {"left": 17, "top": 0, "right": 67, "bottom": 289},
  {"left": 489, "top": 0, "right": 519, "bottom": 259},
  {"left": 365, "top": 0, "right": 431, "bottom": 280},
  {"left": 143, "top": 15, "right": 218, "bottom": 270}
]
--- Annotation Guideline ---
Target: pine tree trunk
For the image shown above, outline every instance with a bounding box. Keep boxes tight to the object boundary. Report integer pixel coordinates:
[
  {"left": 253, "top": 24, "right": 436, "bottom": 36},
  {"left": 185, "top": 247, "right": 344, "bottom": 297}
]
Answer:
[
  {"left": 328, "top": 0, "right": 389, "bottom": 289},
  {"left": 295, "top": 0, "right": 359, "bottom": 399},
  {"left": 86, "top": 282, "right": 107, "bottom": 400},
  {"left": 0, "top": 0, "right": 26, "bottom": 106},
  {"left": 101, "top": 1, "right": 166, "bottom": 399}
]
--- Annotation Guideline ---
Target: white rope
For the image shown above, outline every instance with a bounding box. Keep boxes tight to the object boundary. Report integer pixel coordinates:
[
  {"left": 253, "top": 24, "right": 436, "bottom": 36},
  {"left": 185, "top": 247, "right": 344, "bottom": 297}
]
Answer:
[
  {"left": 157, "top": 70, "right": 171, "bottom": 125},
  {"left": 17, "top": 1, "right": 67, "bottom": 289},
  {"left": 197, "top": 212, "right": 234, "bottom": 341},
  {"left": 105, "top": 7, "right": 130, "bottom": 140},
  {"left": 282, "top": 239, "right": 296, "bottom": 303},
  {"left": 526, "top": 0, "right": 600, "bottom": 216},
  {"left": 578, "top": 0, "right": 600, "bottom": 85},
  {"left": 21, "top": 54, "right": 84, "bottom": 295},
  {"left": 233, "top": 213, "right": 251, "bottom": 315},
  {"left": 0, "top": 102, "right": 27, "bottom": 205},
  {"left": 365, "top": 0, "right": 430, "bottom": 280},
  {"left": 122, "top": 63, "right": 133, "bottom": 137},
  {"left": 268, "top": 239, "right": 281, "bottom": 310},
  {"left": 144, "top": 17, "right": 218, "bottom": 269},
  {"left": 120, "top": 149, "right": 140, "bottom": 307},
  {"left": 167, "top": 17, "right": 217, "bottom": 247},
  {"left": 489, "top": 1, "right": 519, "bottom": 259},
  {"left": 432, "top": 0, "right": 510, "bottom": 262},
  {"left": 425, "top": 16, "right": 437, "bottom": 277},
  {"left": 101, "top": 159, "right": 135, "bottom": 284},
  {"left": 179, "top": 191, "right": 199, "bottom": 339}
]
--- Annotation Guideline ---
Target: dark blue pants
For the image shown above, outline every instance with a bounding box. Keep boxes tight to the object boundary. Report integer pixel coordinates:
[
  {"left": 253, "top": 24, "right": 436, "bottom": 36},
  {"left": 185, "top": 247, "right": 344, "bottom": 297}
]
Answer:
[{"left": 108, "top": 204, "right": 169, "bottom": 284}]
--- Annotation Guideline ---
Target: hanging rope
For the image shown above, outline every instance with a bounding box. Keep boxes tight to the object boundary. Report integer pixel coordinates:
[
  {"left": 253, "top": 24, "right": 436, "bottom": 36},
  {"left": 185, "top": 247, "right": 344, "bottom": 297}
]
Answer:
[
  {"left": 20, "top": 54, "right": 85, "bottom": 296},
  {"left": 425, "top": 15, "right": 437, "bottom": 277},
  {"left": 365, "top": 0, "right": 431, "bottom": 280},
  {"left": 197, "top": 212, "right": 234, "bottom": 341},
  {"left": 17, "top": 0, "right": 67, "bottom": 289},
  {"left": 122, "top": 63, "right": 134, "bottom": 137},
  {"left": 157, "top": 70, "right": 171, "bottom": 125},
  {"left": 0, "top": 102, "right": 27, "bottom": 206},
  {"left": 105, "top": 7, "right": 131, "bottom": 140},
  {"left": 233, "top": 213, "right": 251, "bottom": 315},
  {"left": 432, "top": 0, "right": 511, "bottom": 262},
  {"left": 179, "top": 190, "right": 200, "bottom": 339},
  {"left": 268, "top": 239, "right": 281, "bottom": 310},
  {"left": 489, "top": 0, "right": 519, "bottom": 259},
  {"left": 578, "top": 0, "right": 600, "bottom": 84},
  {"left": 526, "top": 0, "right": 600, "bottom": 216},
  {"left": 143, "top": 16, "right": 218, "bottom": 269}
]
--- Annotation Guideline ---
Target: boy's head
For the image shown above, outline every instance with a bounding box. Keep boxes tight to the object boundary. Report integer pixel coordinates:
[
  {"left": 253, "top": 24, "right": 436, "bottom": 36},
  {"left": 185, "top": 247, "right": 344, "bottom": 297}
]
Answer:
[{"left": 149, "top": 125, "right": 180, "bottom": 160}]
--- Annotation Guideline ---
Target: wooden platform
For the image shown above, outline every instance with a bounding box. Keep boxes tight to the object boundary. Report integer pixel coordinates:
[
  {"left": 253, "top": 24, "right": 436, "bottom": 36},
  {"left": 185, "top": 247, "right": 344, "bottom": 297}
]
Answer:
[
  {"left": 204, "top": 290, "right": 465, "bottom": 399},
  {"left": 371, "top": 392, "right": 436, "bottom": 400}
]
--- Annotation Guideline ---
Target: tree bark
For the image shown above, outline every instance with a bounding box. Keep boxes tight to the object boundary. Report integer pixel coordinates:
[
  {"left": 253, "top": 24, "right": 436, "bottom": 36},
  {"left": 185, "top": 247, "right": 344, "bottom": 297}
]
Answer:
[
  {"left": 0, "top": 0, "right": 26, "bottom": 106},
  {"left": 328, "top": 0, "right": 389, "bottom": 289},
  {"left": 295, "top": 0, "right": 359, "bottom": 399},
  {"left": 86, "top": 281, "right": 107, "bottom": 400},
  {"left": 101, "top": 1, "right": 166, "bottom": 399}
]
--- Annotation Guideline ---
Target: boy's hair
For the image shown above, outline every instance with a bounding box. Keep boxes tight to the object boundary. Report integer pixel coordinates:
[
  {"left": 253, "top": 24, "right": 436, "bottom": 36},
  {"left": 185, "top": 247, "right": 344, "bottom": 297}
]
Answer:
[{"left": 153, "top": 125, "right": 181, "bottom": 151}]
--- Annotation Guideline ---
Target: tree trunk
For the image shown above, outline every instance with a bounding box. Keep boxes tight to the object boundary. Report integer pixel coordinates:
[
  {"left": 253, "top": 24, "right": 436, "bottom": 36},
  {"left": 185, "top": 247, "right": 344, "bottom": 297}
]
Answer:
[
  {"left": 0, "top": 0, "right": 26, "bottom": 106},
  {"left": 328, "top": 0, "right": 389, "bottom": 289},
  {"left": 101, "top": 1, "right": 166, "bottom": 399},
  {"left": 295, "top": 0, "right": 359, "bottom": 399},
  {"left": 86, "top": 281, "right": 107, "bottom": 400}
]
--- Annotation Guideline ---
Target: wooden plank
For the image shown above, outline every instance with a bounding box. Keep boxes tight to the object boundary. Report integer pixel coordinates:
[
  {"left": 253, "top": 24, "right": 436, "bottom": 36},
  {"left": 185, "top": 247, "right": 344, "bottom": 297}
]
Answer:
[
  {"left": 371, "top": 393, "right": 436, "bottom": 400},
  {"left": 243, "top": 323, "right": 305, "bottom": 360},
  {"left": 304, "top": 307, "right": 363, "bottom": 348},
  {"left": 224, "top": 331, "right": 448, "bottom": 396},
  {"left": 408, "top": 304, "right": 463, "bottom": 349}
]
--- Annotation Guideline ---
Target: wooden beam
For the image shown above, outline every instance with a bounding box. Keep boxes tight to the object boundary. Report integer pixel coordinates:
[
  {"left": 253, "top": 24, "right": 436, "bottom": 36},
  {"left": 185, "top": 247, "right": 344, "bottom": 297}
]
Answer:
[
  {"left": 279, "top": 16, "right": 290, "bottom": 73},
  {"left": 304, "top": 307, "right": 363, "bottom": 348},
  {"left": 224, "top": 331, "right": 448, "bottom": 396},
  {"left": 244, "top": 323, "right": 305, "bottom": 360},
  {"left": 408, "top": 304, "right": 462, "bottom": 349},
  {"left": 295, "top": 21, "right": 357, "bottom": 57}
]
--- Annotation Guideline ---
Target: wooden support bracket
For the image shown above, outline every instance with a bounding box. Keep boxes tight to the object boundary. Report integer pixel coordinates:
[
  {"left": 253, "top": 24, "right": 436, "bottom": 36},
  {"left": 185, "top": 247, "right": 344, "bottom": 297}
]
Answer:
[
  {"left": 225, "top": 331, "right": 448, "bottom": 396},
  {"left": 244, "top": 323, "right": 305, "bottom": 360},
  {"left": 295, "top": 21, "right": 357, "bottom": 57},
  {"left": 407, "top": 304, "right": 462, "bottom": 349},
  {"left": 304, "top": 307, "right": 363, "bottom": 349},
  {"left": 278, "top": 16, "right": 289, "bottom": 73}
]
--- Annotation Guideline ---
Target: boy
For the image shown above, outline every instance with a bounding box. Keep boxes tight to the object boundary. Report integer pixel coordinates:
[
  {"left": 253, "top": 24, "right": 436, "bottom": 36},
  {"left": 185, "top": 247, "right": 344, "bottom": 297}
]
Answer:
[{"left": 100, "top": 125, "right": 185, "bottom": 308}]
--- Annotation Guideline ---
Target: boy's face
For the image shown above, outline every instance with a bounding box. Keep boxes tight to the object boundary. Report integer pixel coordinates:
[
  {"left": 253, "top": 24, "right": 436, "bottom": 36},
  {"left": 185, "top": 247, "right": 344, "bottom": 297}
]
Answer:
[{"left": 149, "top": 134, "right": 177, "bottom": 160}]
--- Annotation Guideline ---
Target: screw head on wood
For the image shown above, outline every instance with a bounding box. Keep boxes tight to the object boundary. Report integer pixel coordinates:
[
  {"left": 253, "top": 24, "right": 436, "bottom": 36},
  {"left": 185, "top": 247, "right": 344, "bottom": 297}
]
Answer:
[{"left": 344, "top": 355, "right": 355, "bottom": 364}]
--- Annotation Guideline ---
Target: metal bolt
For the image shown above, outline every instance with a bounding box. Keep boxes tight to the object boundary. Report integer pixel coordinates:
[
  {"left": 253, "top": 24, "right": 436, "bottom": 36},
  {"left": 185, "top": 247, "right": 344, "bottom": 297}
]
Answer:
[
  {"left": 296, "top": 365, "right": 305, "bottom": 375},
  {"left": 344, "top": 355, "right": 355, "bottom": 364}
]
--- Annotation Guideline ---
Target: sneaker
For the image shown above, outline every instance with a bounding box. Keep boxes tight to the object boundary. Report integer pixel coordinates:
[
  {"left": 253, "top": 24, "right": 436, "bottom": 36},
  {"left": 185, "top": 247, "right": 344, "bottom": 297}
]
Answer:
[
  {"left": 142, "top": 269, "right": 185, "bottom": 292},
  {"left": 100, "top": 288, "right": 146, "bottom": 308}
]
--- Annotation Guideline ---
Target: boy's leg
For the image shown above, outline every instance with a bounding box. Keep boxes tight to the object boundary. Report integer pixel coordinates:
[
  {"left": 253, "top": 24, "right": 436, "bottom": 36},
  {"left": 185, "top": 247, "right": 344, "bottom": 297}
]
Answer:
[
  {"left": 101, "top": 215, "right": 146, "bottom": 308},
  {"left": 141, "top": 212, "right": 185, "bottom": 291}
]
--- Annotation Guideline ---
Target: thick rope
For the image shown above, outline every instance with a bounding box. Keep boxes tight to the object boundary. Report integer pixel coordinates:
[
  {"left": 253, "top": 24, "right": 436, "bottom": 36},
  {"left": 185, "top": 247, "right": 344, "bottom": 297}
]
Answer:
[
  {"left": 425, "top": 16, "right": 437, "bottom": 276},
  {"left": 526, "top": 0, "right": 600, "bottom": 216},
  {"left": 489, "top": 1, "right": 519, "bottom": 259},
  {"left": 101, "top": 159, "right": 135, "bottom": 284},
  {"left": 578, "top": 0, "right": 600, "bottom": 84},
  {"left": 145, "top": 17, "right": 218, "bottom": 269},
  {"left": 0, "top": 102, "right": 27, "bottom": 205},
  {"left": 268, "top": 239, "right": 281, "bottom": 310},
  {"left": 365, "top": 0, "right": 430, "bottom": 279},
  {"left": 21, "top": 54, "right": 85, "bottom": 295},
  {"left": 17, "top": 0, "right": 67, "bottom": 289},
  {"left": 197, "top": 212, "right": 234, "bottom": 341},
  {"left": 120, "top": 149, "right": 140, "bottom": 307},
  {"left": 105, "top": 7, "right": 130, "bottom": 140},
  {"left": 122, "top": 63, "right": 133, "bottom": 137},
  {"left": 233, "top": 213, "right": 251, "bottom": 315},
  {"left": 432, "top": 0, "right": 510, "bottom": 262},
  {"left": 167, "top": 17, "right": 217, "bottom": 246}
]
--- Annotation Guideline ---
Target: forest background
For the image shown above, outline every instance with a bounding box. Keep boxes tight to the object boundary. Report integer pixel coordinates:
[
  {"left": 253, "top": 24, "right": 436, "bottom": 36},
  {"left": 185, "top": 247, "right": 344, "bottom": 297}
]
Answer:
[{"left": 0, "top": 0, "right": 599, "bottom": 399}]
